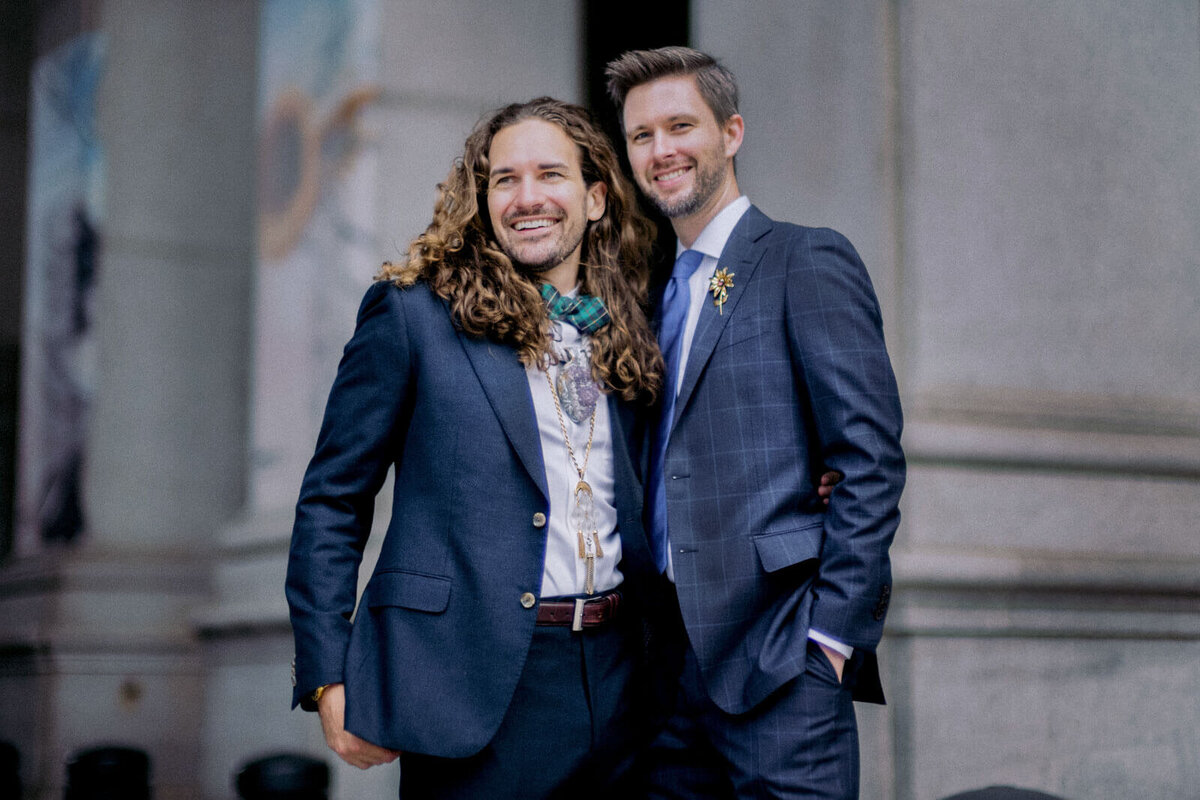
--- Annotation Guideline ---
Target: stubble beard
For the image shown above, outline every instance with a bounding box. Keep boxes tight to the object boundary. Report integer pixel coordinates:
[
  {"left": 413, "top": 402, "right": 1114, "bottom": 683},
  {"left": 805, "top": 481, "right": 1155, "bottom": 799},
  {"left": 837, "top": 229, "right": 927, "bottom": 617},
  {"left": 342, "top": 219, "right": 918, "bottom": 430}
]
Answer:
[
  {"left": 499, "top": 205, "right": 588, "bottom": 275},
  {"left": 644, "top": 153, "right": 726, "bottom": 221}
]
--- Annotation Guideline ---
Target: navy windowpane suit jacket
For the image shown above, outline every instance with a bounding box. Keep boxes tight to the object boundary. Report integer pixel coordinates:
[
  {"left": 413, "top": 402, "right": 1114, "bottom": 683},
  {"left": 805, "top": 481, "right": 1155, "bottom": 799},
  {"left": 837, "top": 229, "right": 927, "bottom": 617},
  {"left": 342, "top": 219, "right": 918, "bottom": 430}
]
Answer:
[{"left": 660, "top": 205, "right": 904, "bottom": 713}]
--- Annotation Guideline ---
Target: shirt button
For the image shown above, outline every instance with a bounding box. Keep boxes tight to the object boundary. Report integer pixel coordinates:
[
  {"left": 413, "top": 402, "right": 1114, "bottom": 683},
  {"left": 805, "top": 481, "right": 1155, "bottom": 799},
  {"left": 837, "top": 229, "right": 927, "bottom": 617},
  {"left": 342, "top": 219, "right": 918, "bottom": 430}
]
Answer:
[
  {"left": 532, "top": 512, "right": 547, "bottom": 527},
  {"left": 520, "top": 592, "right": 536, "bottom": 609}
]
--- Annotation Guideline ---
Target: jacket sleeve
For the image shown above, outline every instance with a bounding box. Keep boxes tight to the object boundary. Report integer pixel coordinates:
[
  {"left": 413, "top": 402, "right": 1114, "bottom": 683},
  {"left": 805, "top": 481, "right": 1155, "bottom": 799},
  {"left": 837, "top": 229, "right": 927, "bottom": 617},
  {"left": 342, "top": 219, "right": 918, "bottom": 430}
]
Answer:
[
  {"left": 285, "top": 281, "right": 412, "bottom": 707},
  {"left": 784, "top": 228, "right": 905, "bottom": 652}
]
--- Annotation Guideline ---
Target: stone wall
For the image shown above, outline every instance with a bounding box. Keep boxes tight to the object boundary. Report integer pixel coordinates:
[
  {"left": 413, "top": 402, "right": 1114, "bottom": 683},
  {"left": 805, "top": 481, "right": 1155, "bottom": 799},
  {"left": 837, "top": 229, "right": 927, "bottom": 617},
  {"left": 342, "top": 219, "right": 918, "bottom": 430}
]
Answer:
[{"left": 696, "top": 2, "right": 1200, "bottom": 797}]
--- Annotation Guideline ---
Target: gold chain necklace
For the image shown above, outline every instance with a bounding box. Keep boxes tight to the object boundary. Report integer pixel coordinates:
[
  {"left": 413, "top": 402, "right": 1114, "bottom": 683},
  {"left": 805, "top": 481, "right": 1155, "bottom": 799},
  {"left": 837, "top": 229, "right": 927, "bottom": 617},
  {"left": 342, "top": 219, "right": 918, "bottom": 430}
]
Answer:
[{"left": 544, "top": 366, "right": 603, "bottom": 594}]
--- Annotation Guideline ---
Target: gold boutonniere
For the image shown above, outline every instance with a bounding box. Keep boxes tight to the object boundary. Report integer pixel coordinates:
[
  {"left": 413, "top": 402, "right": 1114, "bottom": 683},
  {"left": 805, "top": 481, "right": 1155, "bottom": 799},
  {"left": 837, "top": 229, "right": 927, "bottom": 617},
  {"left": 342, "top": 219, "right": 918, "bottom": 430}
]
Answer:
[{"left": 709, "top": 268, "right": 735, "bottom": 314}]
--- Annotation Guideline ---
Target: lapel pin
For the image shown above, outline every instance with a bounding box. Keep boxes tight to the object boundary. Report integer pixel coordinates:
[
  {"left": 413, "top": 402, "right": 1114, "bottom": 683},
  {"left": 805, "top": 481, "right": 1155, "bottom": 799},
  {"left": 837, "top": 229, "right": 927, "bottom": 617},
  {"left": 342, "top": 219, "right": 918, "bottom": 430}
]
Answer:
[{"left": 708, "top": 268, "right": 735, "bottom": 315}]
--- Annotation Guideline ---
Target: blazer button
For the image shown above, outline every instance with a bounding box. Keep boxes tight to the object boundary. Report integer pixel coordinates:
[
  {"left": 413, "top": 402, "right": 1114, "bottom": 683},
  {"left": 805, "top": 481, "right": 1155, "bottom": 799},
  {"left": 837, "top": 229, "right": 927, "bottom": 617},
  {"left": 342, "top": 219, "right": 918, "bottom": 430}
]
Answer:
[
  {"left": 532, "top": 512, "right": 547, "bottom": 528},
  {"left": 520, "top": 592, "right": 536, "bottom": 609}
]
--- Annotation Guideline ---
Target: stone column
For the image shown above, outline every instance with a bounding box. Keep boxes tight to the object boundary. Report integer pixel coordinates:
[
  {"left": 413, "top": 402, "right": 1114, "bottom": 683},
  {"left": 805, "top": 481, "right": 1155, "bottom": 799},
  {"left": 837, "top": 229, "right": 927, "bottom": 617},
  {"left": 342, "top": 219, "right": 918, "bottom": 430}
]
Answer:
[
  {"left": 889, "top": 3, "right": 1200, "bottom": 797},
  {"left": 0, "top": 1, "right": 257, "bottom": 797},
  {"left": 194, "top": 2, "right": 584, "bottom": 797},
  {"left": 694, "top": 1, "right": 1200, "bottom": 797}
]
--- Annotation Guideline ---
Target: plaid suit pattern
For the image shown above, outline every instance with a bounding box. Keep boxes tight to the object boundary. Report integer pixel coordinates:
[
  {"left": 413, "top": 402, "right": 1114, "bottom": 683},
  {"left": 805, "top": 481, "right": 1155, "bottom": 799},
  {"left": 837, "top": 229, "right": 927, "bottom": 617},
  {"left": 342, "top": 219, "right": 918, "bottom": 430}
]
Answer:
[{"left": 661, "top": 206, "right": 905, "bottom": 715}]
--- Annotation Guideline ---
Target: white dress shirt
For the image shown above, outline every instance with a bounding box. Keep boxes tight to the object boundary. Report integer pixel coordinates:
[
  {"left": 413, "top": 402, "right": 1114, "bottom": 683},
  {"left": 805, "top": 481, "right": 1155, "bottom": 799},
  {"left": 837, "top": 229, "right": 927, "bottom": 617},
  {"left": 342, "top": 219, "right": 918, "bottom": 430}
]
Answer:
[
  {"left": 527, "top": 316, "right": 621, "bottom": 598},
  {"left": 671, "top": 196, "right": 852, "bottom": 660}
]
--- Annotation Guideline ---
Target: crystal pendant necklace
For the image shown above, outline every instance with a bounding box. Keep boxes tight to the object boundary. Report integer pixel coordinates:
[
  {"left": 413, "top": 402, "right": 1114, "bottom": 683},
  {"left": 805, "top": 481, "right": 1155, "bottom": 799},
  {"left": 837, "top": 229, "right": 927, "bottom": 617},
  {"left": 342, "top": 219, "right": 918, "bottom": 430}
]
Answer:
[{"left": 544, "top": 349, "right": 602, "bottom": 595}]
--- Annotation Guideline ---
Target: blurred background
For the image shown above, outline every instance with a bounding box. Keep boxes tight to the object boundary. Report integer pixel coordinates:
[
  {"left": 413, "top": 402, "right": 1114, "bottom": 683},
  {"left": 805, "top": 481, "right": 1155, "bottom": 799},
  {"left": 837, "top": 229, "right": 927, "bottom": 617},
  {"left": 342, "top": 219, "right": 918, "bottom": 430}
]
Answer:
[{"left": 0, "top": 1, "right": 1197, "bottom": 798}]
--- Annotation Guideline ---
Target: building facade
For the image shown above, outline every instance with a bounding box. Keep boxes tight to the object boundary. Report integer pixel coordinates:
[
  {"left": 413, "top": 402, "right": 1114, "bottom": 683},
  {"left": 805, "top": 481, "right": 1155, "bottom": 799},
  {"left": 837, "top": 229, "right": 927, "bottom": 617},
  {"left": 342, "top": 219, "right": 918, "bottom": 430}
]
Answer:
[{"left": 0, "top": 2, "right": 1197, "bottom": 798}]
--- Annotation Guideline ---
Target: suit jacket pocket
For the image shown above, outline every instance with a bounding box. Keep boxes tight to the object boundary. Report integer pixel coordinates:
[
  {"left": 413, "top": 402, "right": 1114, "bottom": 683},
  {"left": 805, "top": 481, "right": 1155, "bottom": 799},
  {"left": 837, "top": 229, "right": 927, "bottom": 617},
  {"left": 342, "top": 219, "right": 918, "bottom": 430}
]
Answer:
[
  {"left": 751, "top": 522, "right": 823, "bottom": 573},
  {"left": 366, "top": 570, "right": 451, "bottom": 613}
]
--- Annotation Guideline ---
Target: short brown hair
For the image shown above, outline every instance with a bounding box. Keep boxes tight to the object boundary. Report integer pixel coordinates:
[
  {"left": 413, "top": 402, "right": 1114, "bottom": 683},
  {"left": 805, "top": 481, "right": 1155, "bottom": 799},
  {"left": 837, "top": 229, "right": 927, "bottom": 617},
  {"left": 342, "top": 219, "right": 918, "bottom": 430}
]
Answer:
[{"left": 605, "top": 46, "right": 740, "bottom": 126}]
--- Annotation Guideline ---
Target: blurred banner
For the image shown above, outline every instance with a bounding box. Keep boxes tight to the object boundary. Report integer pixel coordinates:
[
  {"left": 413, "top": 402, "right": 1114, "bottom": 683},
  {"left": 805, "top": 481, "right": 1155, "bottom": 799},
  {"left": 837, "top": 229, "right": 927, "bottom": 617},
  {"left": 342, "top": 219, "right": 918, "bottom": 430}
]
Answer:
[
  {"left": 251, "top": 0, "right": 381, "bottom": 512},
  {"left": 16, "top": 32, "right": 105, "bottom": 554}
]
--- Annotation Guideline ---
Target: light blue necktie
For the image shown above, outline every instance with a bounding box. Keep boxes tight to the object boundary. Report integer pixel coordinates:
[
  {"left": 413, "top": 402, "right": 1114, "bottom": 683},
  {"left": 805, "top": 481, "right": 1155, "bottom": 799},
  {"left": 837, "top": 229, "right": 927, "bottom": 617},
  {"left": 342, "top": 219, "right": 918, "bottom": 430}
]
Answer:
[{"left": 648, "top": 249, "right": 705, "bottom": 573}]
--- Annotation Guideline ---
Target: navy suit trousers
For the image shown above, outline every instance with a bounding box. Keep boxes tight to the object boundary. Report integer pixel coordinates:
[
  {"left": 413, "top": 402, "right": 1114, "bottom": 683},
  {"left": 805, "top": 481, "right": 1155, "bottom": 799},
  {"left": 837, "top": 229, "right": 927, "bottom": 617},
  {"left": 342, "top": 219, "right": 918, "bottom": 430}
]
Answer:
[
  {"left": 400, "top": 610, "right": 646, "bottom": 799},
  {"left": 645, "top": 588, "right": 860, "bottom": 800}
]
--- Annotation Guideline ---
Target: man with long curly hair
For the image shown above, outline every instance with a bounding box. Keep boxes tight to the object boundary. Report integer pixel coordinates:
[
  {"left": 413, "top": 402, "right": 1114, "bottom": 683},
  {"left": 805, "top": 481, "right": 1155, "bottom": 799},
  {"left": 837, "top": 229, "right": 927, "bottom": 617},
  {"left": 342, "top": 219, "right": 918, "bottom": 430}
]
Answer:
[
  {"left": 606, "top": 47, "right": 905, "bottom": 799},
  {"left": 286, "top": 97, "right": 664, "bottom": 797}
]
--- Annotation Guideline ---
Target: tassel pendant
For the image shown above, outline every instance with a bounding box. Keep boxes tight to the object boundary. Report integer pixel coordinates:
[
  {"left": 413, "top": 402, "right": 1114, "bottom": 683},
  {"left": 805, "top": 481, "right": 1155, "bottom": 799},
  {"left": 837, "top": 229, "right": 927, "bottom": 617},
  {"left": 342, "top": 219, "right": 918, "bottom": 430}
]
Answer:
[{"left": 577, "top": 527, "right": 601, "bottom": 595}]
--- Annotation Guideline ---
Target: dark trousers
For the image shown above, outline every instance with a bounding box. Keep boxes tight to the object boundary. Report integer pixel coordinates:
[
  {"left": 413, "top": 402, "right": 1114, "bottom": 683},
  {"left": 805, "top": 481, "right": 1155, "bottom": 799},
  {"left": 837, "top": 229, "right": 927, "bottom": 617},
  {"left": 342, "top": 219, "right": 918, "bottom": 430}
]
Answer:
[
  {"left": 399, "top": 611, "right": 646, "bottom": 799},
  {"left": 645, "top": 591, "right": 860, "bottom": 800}
]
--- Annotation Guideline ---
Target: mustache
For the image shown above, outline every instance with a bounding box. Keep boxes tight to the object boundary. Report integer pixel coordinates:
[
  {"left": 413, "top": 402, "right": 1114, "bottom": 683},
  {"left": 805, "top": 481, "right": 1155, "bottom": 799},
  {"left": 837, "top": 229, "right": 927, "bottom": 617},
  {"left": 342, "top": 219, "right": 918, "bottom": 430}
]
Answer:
[{"left": 501, "top": 204, "right": 563, "bottom": 227}]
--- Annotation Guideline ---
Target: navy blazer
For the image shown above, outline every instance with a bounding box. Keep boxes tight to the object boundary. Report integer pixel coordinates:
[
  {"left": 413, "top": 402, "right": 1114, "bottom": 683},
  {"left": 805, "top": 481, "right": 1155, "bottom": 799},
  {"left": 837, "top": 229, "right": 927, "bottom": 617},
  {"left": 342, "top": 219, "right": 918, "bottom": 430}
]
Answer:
[
  {"left": 286, "top": 280, "right": 655, "bottom": 757},
  {"left": 661, "top": 205, "right": 905, "bottom": 713}
]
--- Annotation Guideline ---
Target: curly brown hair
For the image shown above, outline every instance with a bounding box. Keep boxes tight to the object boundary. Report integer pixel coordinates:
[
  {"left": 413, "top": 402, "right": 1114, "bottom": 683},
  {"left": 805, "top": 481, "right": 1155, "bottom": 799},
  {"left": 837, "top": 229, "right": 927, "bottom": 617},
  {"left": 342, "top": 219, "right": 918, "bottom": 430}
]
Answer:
[{"left": 379, "top": 97, "right": 662, "bottom": 404}]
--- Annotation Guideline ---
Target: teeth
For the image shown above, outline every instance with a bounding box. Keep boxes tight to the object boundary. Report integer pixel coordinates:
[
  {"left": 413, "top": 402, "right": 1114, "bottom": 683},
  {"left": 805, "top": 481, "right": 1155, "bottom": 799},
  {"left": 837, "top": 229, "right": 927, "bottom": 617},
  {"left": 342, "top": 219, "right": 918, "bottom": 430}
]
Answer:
[
  {"left": 514, "top": 219, "right": 553, "bottom": 231},
  {"left": 656, "top": 168, "right": 689, "bottom": 182}
]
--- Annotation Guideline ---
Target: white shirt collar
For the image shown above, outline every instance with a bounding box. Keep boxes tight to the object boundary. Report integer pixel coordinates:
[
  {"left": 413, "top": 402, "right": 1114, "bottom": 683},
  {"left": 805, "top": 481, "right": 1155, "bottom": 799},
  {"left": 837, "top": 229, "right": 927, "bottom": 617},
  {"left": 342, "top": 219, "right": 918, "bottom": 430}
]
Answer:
[{"left": 676, "top": 195, "right": 752, "bottom": 261}]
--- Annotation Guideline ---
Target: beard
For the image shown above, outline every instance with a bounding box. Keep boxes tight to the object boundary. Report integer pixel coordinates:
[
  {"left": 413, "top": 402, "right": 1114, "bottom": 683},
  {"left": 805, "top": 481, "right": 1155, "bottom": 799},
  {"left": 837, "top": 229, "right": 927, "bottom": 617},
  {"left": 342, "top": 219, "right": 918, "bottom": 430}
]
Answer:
[
  {"left": 497, "top": 207, "right": 587, "bottom": 274},
  {"left": 509, "top": 229, "right": 585, "bottom": 274},
  {"left": 641, "top": 146, "right": 727, "bottom": 220}
]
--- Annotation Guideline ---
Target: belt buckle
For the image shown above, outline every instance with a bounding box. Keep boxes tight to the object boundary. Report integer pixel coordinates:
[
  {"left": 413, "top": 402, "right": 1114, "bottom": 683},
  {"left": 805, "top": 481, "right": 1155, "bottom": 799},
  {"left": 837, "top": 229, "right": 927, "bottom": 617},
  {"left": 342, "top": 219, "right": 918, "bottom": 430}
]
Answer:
[{"left": 571, "top": 597, "right": 586, "bottom": 632}]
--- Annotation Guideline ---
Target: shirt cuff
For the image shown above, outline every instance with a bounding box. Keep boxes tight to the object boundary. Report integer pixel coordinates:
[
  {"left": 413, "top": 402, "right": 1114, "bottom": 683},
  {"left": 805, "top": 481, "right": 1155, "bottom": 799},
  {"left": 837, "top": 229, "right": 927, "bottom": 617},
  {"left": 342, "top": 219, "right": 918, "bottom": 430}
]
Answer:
[{"left": 808, "top": 629, "right": 854, "bottom": 659}]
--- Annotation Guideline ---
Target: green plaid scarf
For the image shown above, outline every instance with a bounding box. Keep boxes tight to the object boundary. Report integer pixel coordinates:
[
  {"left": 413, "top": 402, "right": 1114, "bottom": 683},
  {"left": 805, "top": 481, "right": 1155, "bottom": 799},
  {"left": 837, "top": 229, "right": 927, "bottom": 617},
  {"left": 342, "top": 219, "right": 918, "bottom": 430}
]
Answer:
[{"left": 539, "top": 283, "right": 611, "bottom": 335}]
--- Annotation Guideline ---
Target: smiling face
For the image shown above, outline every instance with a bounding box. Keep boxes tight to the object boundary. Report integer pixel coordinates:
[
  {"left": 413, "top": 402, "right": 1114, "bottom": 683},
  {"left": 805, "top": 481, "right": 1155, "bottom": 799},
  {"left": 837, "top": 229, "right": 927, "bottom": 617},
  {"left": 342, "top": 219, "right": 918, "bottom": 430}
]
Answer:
[
  {"left": 621, "top": 74, "right": 743, "bottom": 243},
  {"left": 486, "top": 118, "right": 607, "bottom": 290}
]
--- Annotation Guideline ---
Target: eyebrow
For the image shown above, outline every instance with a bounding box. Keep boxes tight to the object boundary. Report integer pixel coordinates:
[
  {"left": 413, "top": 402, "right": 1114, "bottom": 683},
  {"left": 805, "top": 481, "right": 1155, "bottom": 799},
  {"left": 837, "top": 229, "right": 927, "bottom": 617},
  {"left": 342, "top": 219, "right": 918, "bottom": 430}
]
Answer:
[
  {"left": 628, "top": 113, "right": 698, "bottom": 133},
  {"left": 666, "top": 113, "right": 699, "bottom": 125},
  {"left": 490, "top": 161, "right": 572, "bottom": 178}
]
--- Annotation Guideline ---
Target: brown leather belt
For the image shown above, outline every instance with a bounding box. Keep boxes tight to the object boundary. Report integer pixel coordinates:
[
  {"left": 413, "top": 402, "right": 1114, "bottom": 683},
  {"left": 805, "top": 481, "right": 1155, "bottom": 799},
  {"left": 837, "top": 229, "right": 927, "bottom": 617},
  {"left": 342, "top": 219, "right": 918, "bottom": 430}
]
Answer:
[{"left": 536, "top": 591, "right": 621, "bottom": 631}]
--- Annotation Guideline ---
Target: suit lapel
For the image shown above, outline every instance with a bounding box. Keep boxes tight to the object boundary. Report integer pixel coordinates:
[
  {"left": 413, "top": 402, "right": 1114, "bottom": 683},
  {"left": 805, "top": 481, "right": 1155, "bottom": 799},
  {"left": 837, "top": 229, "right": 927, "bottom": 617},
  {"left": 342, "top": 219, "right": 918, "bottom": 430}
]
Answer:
[
  {"left": 673, "top": 206, "right": 772, "bottom": 424},
  {"left": 456, "top": 324, "right": 549, "bottom": 502}
]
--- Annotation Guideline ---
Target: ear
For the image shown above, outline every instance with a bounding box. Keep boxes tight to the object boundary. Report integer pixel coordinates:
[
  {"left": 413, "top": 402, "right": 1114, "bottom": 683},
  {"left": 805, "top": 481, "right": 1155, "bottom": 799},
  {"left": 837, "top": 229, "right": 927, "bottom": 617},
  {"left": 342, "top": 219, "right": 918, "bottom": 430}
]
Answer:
[
  {"left": 586, "top": 181, "right": 608, "bottom": 222},
  {"left": 722, "top": 113, "right": 745, "bottom": 159}
]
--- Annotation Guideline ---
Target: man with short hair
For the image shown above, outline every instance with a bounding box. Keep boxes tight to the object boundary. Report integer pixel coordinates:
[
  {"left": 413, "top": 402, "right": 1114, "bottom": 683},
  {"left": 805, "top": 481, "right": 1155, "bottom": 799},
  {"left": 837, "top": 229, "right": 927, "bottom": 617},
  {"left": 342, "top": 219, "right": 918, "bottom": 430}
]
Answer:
[
  {"left": 607, "top": 47, "right": 906, "bottom": 799},
  {"left": 285, "top": 97, "right": 664, "bottom": 798}
]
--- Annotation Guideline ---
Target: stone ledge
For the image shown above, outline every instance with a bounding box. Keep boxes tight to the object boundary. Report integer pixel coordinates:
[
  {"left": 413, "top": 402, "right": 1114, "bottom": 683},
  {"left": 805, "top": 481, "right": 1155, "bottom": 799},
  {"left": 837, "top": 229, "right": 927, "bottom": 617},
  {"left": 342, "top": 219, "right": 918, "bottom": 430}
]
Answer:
[
  {"left": 906, "top": 386, "right": 1200, "bottom": 437},
  {"left": 904, "top": 419, "right": 1200, "bottom": 477},
  {"left": 0, "top": 648, "right": 201, "bottom": 676},
  {"left": 192, "top": 599, "right": 291, "bottom": 638},
  {"left": 216, "top": 509, "right": 296, "bottom": 551},
  {"left": 889, "top": 604, "right": 1200, "bottom": 639},
  {"left": 890, "top": 549, "right": 1200, "bottom": 639},
  {"left": 895, "top": 549, "right": 1200, "bottom": 595},
  {"left": 0, "top": 551, "right": 210, "bottom": 651},
  {"left": 0, "top": 549, "right": 210, "bottom": 596}
]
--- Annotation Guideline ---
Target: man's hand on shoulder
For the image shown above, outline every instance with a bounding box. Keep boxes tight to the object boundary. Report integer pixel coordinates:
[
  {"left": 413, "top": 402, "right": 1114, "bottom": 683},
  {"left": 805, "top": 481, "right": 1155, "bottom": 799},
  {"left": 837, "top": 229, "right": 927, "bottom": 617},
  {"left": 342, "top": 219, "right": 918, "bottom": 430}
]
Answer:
[{"left": 317, "top": 683, "right": 401, "bottom": 769}]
